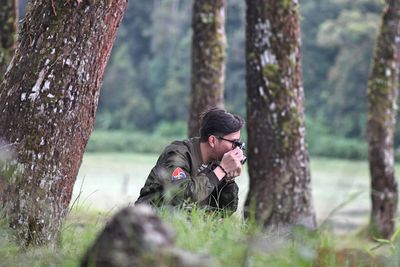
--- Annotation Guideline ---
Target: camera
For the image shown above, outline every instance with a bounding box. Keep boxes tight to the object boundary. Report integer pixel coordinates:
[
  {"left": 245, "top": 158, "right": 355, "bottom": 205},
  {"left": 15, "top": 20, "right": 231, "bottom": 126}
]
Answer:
[{"left": 233, "top": 140, "right": 247, "bottom": 165}]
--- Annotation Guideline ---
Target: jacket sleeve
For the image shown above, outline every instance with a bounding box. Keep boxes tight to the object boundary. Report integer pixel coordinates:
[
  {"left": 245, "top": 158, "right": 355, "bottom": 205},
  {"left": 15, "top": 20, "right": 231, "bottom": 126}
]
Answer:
[{"left": 153, "top": 149, "right": 221, "bottom": 205}]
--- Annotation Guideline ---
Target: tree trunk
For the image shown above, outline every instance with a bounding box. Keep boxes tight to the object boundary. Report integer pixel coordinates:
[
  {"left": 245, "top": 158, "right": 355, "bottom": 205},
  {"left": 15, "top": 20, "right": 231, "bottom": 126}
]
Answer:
[
  {"left": 0, "top": 0, "right": 18, "bottom": 81},
  {"left": 0, "top": 0, "right": 127, "bottom": 246},
  {"left": 367, "top": 0, "right": 400, "bottom": 239},
  {"left": 244, "top": 0, "right": 316, "bottom": 229},
  {"left": 188, "top": 0, "right": 226, "bottom": 138}
]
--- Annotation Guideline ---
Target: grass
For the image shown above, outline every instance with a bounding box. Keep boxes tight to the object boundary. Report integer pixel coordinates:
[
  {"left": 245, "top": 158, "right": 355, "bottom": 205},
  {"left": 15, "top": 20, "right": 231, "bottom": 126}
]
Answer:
[
  {"left": 1, "top": 153, "right": 400, "bottom": 266},
  {"left": 1, "top": 206, "right": 399, "bottom": 267},
  {"left": 74, "top": 153, "right": 375, "bottom": 230},
  {"left": 0, "top": 207, "right": 106, "bottom": 267}
]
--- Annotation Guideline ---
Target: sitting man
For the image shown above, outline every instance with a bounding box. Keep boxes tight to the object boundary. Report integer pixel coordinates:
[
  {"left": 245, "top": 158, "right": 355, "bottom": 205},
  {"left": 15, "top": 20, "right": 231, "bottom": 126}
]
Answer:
[{"left": 135, "top": 107, "right": 246, "bottom": 214}]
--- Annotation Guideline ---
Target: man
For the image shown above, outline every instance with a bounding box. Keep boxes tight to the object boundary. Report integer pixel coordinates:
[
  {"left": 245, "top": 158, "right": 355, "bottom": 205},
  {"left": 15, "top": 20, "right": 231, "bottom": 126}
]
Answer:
[{"left": 135, "top": 107, "right": 245, "bottom": 214}]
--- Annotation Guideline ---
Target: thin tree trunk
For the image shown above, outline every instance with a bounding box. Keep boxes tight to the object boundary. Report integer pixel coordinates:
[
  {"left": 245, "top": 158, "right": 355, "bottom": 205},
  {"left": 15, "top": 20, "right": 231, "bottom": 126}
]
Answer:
[
  {"left": 0, "top": 0, "right": 127, "bottom": 246},
  {"left": 0, "top": 0, "right": 18, "bottom": 81},
  {"left": 367, "top": 0, "right": 400, "bottom": 239},
  {"left": 244, "top": 0, "right": 316, "bottom": 229},
  {"left": 188, "top": 0, "right": 226, "bottom": 138}
]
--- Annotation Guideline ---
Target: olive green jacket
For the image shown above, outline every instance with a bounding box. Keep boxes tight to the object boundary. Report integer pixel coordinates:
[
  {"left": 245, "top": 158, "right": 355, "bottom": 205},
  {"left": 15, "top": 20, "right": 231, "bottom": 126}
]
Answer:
[{"left": 135, "top": 137, "right": 239, "bottom": 213}]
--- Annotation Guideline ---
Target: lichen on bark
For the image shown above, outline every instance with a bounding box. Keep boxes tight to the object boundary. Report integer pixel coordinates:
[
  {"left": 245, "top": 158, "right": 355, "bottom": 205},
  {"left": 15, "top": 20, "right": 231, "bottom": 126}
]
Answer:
[
  {"left": 0, "top": 0, "right": 127, "bottom": 246},
  {"left": 0, "top": 0, "right": 18, "bottom": 82},
  {"left": 188, "top": 0, "right": 226, "bottom": 138},
  {"left": 367, "top": 0, "right": 400, "bottom": 239},
  {"left": 244, "top": 0, "right": 316, "bottom": 229}
]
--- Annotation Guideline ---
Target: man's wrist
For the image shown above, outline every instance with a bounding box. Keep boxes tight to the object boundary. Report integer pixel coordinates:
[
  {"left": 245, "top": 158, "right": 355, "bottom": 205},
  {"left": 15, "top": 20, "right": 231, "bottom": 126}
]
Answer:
[
  {"left": 214, "top": 165, "right": 227, "bottom": 181},
  {"left": 218, "top": 165, "right": 228, "bottom": 176}
]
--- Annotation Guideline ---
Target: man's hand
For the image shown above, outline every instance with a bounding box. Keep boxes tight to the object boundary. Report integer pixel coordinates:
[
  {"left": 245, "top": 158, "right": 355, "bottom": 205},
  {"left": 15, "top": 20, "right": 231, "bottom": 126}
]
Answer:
[{"left": 220, "top": 147, "right": 244, "bottom": 180}]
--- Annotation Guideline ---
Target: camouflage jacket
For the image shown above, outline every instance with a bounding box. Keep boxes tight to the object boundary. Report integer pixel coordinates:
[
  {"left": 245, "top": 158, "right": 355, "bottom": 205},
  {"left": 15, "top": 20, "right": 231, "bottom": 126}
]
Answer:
[{"left": 135, "top": 137, "right": 239, "bottom": 213}]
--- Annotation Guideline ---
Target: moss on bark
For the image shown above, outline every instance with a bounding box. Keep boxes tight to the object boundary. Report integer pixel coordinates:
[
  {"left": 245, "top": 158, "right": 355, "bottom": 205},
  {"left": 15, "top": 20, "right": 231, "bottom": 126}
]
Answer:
[
  {"left": 0, "top": 0, "right": 17, "bottom": 81},
  {"left": 367, "top": 0, "right": 400, "bottom": 239},
  {"left": 244, "top": 0, "right": 315, "bottom": 229},
  {"left": 188, "top": 0, "right": 226, "bottom": 138},
  {"left": 0, "top": 0, "right": 128, "bottom": 246}
]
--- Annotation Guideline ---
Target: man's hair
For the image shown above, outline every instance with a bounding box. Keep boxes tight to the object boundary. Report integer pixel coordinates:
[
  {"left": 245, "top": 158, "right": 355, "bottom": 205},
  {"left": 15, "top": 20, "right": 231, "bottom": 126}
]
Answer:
[{"left": 199, "top": 107, "right": 245, "bottom": 142}]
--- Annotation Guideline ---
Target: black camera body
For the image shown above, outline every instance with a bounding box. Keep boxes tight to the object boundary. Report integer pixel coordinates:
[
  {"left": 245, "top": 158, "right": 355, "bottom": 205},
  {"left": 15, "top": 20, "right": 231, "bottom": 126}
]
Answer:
[
  {"left": 234, "top": 141, "right": 247, "bottom": 165},
  {"left": 219, "top": 136, "right": 247, "bottom": 165}
]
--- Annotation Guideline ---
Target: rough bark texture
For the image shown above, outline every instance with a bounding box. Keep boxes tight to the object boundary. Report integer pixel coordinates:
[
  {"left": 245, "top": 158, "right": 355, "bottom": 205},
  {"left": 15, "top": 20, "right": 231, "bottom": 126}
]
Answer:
[
  {"left": 188, "top": 0, "right": 226, "bottom": 138},
  {"left": 0, "top": 0, "right": 127, "bottom": 246},
  {"left": 367, "top": 0, "right": 400, "bottom": 239},
  {"left": 0, "top": 0, "right": 18, "bottom": 81},
  {"left": 244, "top": 1, "right": 316, "bottom": 229},
  {"left": 82, "top": 205, "right": 213, "bottom": 267}
]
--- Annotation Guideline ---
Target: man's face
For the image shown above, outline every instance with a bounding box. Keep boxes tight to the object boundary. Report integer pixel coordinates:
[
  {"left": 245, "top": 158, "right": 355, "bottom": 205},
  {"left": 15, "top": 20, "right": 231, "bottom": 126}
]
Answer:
[{"left": 213, "top": 130, "right": 241, "bottom": 161}]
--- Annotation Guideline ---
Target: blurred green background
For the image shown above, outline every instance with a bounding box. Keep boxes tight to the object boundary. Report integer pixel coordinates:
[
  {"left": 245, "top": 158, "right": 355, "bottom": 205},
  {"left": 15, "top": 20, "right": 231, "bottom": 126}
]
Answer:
[
  {"left": 90, "top": 0, "right": 394, "bottom": 160},
  {"left": 18, "top": 0, "right": 393, "bottom": 160}
]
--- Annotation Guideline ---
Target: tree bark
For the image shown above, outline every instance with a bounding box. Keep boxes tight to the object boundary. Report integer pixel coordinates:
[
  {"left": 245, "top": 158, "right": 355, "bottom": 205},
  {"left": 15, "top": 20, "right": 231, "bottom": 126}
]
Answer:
[
  {"left": 188, "top": 0, "right": 226, "bottom": 138},
  {"left": 0, "top": 0, "right": 127, "bottom": 246},
  {"left": 0, "top": 0, "right": 18, "bottom": 81},
  {"left": 244, "top": 0, "right": 316, "bottom": 229},
  {"left": 367, "top": 0, "right": 400, "bottom": 239}
]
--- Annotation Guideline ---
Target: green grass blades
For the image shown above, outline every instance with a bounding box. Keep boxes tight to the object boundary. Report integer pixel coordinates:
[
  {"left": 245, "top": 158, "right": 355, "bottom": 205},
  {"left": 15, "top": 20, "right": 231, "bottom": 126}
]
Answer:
[
  {"left": 0, "top": 208, "right": 105, "bottom": 267},
  {"left": 1, "top": 206, "right": 400, "bottom": 266}
]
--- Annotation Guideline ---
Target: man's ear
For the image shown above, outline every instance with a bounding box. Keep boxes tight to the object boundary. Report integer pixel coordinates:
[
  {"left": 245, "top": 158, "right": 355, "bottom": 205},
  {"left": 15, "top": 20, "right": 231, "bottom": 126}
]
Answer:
[{"left": 208, "top": 135, "right": 217, "bottom": 148}]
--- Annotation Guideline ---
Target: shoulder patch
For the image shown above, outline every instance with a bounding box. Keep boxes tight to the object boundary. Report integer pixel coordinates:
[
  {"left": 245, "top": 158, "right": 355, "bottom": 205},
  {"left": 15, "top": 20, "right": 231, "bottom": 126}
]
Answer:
[{"left": 172, "top": 167, "right": 187, "bottom": 181}]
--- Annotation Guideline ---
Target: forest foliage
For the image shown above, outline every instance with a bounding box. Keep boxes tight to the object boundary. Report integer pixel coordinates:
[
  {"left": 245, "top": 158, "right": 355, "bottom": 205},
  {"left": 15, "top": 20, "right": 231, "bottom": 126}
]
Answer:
[
  {"left": 99, "top": 0, "right": 382, "bottom": 131},
  {"left": 16, "top": 0, "right": 390, "bottom": 159}
]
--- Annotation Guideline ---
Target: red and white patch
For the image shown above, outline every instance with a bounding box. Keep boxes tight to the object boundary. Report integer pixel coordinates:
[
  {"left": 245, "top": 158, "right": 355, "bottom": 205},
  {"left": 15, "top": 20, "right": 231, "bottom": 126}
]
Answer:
[{"left": 171, "top": 167, "right": 187, "bottom": 181}]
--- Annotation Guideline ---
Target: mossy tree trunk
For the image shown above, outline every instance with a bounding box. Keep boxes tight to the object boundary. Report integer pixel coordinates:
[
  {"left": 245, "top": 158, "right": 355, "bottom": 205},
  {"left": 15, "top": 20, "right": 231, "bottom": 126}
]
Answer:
[
  {"left": 244, "top": 0, "right": 316, "bottom": 229},
  {"left": 0, "top": 0, "right": 127, "bottom": 246},
  {"left": 188, "top": 0, "right": 226, "bottom": 137},
  {"left": 367, "top": 0, "right": 400, "bottom": 239},
  {"left": 0, "top": 0, "right": 18, "bottom": 81}
]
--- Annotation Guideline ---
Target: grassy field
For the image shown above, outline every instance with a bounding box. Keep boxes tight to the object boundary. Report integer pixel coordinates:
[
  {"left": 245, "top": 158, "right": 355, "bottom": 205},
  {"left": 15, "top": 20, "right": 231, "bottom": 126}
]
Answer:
[
  {"left": 73, "top": 153, "right": 381, "bottom": 232},
  {"left": 2, "top": 153, "right": 400, "bottom": 266},
  {"left": 5, "top": 205, "right": 397, "bottom": 267}
]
